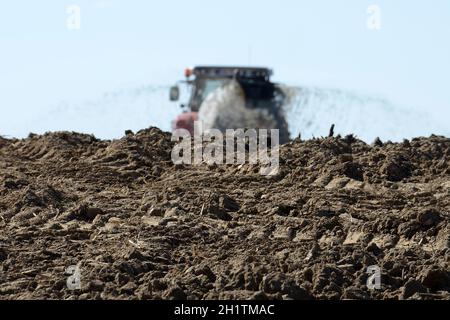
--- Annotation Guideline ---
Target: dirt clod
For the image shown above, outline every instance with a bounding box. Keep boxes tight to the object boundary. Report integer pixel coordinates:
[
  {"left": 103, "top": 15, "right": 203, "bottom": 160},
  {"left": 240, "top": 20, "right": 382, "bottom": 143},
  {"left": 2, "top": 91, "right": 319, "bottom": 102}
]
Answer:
[{"left": 401, "top": 279, "right": 427, "bottom": 300}]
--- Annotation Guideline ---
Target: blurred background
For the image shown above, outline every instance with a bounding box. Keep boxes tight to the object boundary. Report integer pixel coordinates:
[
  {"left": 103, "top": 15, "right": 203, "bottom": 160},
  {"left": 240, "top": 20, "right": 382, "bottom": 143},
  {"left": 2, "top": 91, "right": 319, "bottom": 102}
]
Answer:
[{"left": 0, "top": 0, "right": 449, "bottom": 142}]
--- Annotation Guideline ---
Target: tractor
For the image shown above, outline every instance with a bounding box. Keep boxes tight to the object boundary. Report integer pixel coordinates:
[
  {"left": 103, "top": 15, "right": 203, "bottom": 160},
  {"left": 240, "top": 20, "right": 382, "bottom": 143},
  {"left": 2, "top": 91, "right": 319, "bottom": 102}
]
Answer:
[{"left": 170, "top": 66, "right": 290, "bottom": 143}]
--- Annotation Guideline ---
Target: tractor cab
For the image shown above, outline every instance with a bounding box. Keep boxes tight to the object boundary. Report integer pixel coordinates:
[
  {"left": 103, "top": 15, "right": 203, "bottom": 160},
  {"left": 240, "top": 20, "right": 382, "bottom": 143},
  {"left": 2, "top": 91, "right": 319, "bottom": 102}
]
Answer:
[{"left": 170, "top": 66, "right": 281, "bottom": 134}]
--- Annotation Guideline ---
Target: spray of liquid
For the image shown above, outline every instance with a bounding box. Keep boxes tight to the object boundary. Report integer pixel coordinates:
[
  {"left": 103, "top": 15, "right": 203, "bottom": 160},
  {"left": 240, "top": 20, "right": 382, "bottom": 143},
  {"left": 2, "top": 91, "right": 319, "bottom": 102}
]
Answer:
[
  {"left": 279, "top": 86, "right": 448, "bottom": 142},
  {"left": 2, "top": 84, "right": 447, "bottom": 142},
  {"left": 19, "top": 85, "right": 179, "bottom": 139}
]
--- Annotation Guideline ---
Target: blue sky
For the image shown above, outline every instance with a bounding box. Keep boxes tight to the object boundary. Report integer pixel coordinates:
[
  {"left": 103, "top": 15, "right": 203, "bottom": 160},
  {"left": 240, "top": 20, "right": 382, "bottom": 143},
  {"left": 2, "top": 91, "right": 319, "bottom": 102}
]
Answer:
[{"left": 0, "top": 0, "right": 449, "bottom": 137}]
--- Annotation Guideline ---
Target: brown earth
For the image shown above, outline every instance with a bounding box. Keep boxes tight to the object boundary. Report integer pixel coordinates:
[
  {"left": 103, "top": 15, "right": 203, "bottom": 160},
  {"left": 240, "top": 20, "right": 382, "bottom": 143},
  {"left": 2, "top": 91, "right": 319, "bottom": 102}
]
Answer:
[{"left": 0, "top": 128, "right": 449, "bottom": 300}]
